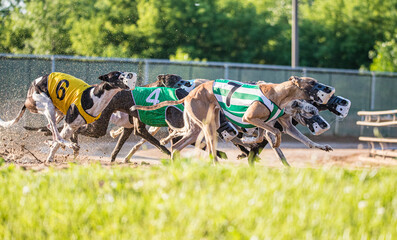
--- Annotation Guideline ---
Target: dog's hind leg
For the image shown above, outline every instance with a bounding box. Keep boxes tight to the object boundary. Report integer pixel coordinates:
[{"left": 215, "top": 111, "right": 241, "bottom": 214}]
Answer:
[
  {"left": 110, "top": 127, "right": 133, "bottom": 162},
  {"left": 171, "top": 126, "right": 201, "bottom": 160},
  {"left": 201, "top": 124, "right": 218, "bottom": 164},
  {"left": 33, "top": 92, "right": 68, "bottom": 146}
]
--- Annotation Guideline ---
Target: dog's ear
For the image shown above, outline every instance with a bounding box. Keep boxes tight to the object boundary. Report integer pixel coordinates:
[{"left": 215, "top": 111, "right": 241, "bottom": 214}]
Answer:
[
  {"left": 289, "top": 76, "right": 301, "bottom": 86},
  {"left": 171, "top": 75, "right": 182, "bottom": 82},
  {"left": 98, "top": 74, "right": 108, "bottom": 81},
  {"left": 165, "top": 74, "right": 181, "bottom": 86},
  {"left": 157, "top": 74, "right": 166, "bottom": 82},
  {"left": 291, "top": 100, "right": 300, "bottom": 109}
]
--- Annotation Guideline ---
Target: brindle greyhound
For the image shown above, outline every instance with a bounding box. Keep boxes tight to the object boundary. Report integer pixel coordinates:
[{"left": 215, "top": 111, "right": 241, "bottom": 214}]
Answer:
[
  {"left": 0, "top": 72, "right": 129, "bottom": 162},
  {"left": 131, "top": 76, "right": 335, "bottom": 163}
]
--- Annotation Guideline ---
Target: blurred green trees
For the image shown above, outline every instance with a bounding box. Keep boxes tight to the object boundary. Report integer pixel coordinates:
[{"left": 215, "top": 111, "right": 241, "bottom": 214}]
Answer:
[{"left": 1, "top": 0, "right": 397, "bottom": 70}]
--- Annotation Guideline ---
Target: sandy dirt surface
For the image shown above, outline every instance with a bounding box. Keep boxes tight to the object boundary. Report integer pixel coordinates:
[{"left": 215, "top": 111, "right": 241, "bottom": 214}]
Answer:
[{"left": 1, "top": 128, "right": 396, "bottom": 170}]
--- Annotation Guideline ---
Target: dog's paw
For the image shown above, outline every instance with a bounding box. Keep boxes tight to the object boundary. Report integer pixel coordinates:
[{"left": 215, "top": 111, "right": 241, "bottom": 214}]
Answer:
[
  {"left": 71, "top": 143, "right": 80, "bottom": 152},
  {"left": 241, "top": 137, "right": 257, "bottom": 144},
  {"left": 46, "top": 156, "right": 54, "bottom": 163},
  {"left": 217, "top": 151, "right": 228, "bottom": 160},
  {"left": 109, "top": 130, "right": 118, "bottom": 138},
  {"left": 159, "top": 138, "right": 168, "bottom": 145},
  {"left": 322, "top": 144, "right": 333, "bottom": 152},
  {"left": 315, "top": 144, "right": 333, "bottom": 152},
  {"left": 45, "top": 140, "right": 59, "bottom": 148}
]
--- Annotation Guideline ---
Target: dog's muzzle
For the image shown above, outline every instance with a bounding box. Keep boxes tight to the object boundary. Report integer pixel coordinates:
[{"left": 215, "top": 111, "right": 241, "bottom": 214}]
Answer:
[
  {"left": 173, "top": 79, "right": 196, "bottom": 92},
  {"left": 217, "top": 122, "right": 238, "bottom": 142},
  {"left": 302, "top": 115, "right": 330, "bottom": 135},
  {"left": 325, "top": 95, "right": 351, "bottom": 118},
  {"left": 307, "top": 83, "right": 335, "bottom": 104},
  {"left": 120, "top": 72, "right": 137, "bottom": 90}
]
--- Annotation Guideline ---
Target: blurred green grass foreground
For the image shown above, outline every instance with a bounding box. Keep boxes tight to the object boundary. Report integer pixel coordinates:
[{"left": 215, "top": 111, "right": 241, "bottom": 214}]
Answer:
[{"left": 0, "top": 158, "right": 396, "bottom": 239}]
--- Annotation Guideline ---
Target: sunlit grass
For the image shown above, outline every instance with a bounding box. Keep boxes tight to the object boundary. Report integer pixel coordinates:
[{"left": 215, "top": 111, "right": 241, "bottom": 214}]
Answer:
[{"left": 0, "top": 159, "right": 396, "bottom": 239}]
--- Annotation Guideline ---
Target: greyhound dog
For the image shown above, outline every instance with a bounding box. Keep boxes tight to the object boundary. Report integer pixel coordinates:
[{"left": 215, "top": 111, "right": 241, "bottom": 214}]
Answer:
[
  {"left": 73, "top": 73, "right": 223, "bottom": 162},
  {"left": 131, "top": 76, "right": 335, "bottom": 163},
  {"left": 0, "top": 72, "right": 129, "bottom": 162},
  {"left": 23, "top": 73, "right": 217, "bottom": 162}
]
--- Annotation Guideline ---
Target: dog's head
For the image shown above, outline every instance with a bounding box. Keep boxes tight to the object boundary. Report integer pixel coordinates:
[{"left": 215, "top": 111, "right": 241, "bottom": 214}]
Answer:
[
  {"left": 287, "top": 99, "right": 330, "bottom": 135},
  {"left": 287, "top": 99, "right": 319, "bottom": 118},
  {"left": 98, "top": 71, "right": 137, "bottom": 90},
  {"left": 289, "top": 76, "right": 335, "bottom": 104},
  {"left": 157, "top": 74, "right": 183, "bottom": 87},
  {"left": 93, "top": 81, "right": 125, "bottom": 98}
]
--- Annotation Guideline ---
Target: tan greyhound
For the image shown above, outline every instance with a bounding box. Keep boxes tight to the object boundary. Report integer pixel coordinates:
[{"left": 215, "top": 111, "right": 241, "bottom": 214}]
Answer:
[{"left": 131, "top": 76, "right": 335, "bottom": 163}]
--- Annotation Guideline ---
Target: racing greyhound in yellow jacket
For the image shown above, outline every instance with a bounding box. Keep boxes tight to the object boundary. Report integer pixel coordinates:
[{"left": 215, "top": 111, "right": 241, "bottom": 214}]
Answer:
[{"left": 0, "top": 72, "right": 129, "bottom": 163}]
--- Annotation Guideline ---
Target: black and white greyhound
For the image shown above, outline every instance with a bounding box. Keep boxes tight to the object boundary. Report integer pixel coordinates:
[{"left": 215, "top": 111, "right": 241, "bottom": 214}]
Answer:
[{"left": 0, "top": 72, "right": 129, "bottom": 162}]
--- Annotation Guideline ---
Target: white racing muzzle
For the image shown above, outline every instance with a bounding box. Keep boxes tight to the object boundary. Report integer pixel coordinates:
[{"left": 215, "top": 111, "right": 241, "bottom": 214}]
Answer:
[
  {"left": 173, "top": 79, "right": 196, "bottom": 92},
  {"left": 325, "top": 95, "right": 351, "bottom": 118},
  {"left": 307, "top": 83, "right": 335, "bottom": 104},
  {"left": 120, "top": 72, "right": 137, "bottom": 90},
  {"left": 303, "top": 115, "right": 330, "bottom": 135}
]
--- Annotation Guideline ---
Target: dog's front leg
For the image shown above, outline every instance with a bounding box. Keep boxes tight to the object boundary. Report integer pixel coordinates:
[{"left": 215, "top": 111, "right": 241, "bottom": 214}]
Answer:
[
  {"left": 242, "top": 102, "right": 282, "bottom": 147},
  {"left": 110, "top": 127, "right": 134, "bottom": 162},
  {"left": 160, "top": 127, "right": 183, "bottom": 145},
  {"left": 46, "top": 124, "right": 78, "bottom": 162},
  {"left": 132, "top": 118, "right": 171, "bottom": 156},
  {"left": 124, "top": 126, "right": 161, "bottom": 163},
  {"left": 240, "top": 128, "right": 264, "bottom": 145},
  {"left": 278, "top": 116, "right": 333, "bottom": 151}
]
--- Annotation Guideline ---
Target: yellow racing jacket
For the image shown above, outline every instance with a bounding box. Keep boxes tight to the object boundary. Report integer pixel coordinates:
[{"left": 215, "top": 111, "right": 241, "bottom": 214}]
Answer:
[{"left": 47, "top": 72, "right": 100, "bottom": 124}]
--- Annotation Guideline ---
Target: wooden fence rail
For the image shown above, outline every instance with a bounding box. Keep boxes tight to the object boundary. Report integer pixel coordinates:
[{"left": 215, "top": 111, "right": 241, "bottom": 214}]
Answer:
[{"left": 357, "top": 110, "right": 397, "bottom": 158}]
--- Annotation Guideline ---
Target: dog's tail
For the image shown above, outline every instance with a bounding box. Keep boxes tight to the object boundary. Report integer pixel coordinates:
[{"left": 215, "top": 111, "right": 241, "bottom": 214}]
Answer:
[
  {"left": 0, "top": 105, "right": 27, "bottom": 128},
  {"left": 130, "top": 99, "right": 185, "bottom": 112}
]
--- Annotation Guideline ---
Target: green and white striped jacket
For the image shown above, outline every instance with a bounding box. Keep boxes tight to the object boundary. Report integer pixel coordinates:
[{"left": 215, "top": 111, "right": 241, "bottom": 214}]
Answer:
[{"left": 213, "top": 79, "right": 284, "bottom": 128}]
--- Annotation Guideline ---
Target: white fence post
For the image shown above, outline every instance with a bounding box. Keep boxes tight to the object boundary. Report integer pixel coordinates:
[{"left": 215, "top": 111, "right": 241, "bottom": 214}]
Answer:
[
  {"left": 144, "top": 59, "right": 149, "bottom": 84},
  {"left": 370, "top": 72, "right": 376, "bottom": 110},
  {"left": 51, "top": 55, "right": 55, "bottom": 72},
  {"left": 224, "top": 64, "right": 229, "bottom": 79}
]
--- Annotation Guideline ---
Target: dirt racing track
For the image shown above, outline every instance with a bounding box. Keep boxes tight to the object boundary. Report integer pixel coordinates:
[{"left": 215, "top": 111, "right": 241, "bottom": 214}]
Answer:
[{"left": 1, "top": 127, "right": 396, "bottom": 170}]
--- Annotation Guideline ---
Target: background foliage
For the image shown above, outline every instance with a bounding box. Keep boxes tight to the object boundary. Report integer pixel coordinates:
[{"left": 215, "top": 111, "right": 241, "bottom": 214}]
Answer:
[{"left": 1, "top": 0, "right": 397, "bottom": 71}]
